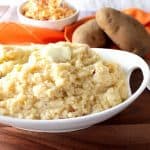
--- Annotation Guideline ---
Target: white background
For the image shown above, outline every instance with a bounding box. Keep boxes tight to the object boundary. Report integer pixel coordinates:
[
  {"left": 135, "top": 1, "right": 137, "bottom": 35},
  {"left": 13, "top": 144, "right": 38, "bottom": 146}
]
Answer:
[{"left": 0, "top": 0, "right": 150, "bottom": 11}]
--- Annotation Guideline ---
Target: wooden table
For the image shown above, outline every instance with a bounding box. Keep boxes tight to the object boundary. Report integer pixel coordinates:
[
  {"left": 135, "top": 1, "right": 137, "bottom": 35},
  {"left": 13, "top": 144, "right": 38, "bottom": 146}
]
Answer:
[{"left": 0, "top": 69, "right": 149, "bottom": 150}]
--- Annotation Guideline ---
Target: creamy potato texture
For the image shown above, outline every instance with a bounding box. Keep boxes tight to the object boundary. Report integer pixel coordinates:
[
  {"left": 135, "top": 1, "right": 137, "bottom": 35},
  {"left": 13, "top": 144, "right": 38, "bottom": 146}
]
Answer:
[{"left": 0, "top": 42, "right": 128, "bottom": 119}]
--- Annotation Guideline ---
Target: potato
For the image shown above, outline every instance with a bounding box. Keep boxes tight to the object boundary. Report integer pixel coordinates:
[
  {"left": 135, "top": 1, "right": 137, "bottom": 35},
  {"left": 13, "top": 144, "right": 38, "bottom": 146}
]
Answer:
[
  {"left": 72, "top": 19, "right": 107, "bottom": 48},
  {"left": 96, "top": 7, "right": 150, "bottom": 56}
]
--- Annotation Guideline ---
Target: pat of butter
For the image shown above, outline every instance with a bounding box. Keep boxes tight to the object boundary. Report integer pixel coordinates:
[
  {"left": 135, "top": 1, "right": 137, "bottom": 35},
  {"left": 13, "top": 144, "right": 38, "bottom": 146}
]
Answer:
[{"left": 41, "top": 45, "right": 71, "bottom": 62}]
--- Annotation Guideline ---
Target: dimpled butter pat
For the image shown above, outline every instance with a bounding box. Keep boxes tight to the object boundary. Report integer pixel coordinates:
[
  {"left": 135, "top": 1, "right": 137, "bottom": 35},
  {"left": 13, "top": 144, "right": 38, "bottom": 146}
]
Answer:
[{"left": 41, "top": 45, "right": 71, "bottom": 62}]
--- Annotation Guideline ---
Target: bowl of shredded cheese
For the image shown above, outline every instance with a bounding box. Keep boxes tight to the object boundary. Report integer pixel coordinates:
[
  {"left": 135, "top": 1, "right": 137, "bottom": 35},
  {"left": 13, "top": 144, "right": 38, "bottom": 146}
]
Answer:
[{"left": 17, "top": 0, "right": 79, "bottom": 30}]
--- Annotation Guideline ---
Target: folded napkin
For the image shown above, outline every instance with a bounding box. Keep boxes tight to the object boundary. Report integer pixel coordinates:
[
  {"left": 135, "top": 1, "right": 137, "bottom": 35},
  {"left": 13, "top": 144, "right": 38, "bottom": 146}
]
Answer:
[{"left": 0, "top": 23, "right": 65, "bottom": 44}]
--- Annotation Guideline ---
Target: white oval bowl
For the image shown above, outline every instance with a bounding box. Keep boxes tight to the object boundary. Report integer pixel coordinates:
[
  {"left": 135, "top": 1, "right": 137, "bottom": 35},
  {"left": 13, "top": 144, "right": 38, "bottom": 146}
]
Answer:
[
  {"left": 0, "top": 48, "right": 149, "bottom": 133},
  {"left": 17, "top": 1, "right": 79, "bottom": 31}
]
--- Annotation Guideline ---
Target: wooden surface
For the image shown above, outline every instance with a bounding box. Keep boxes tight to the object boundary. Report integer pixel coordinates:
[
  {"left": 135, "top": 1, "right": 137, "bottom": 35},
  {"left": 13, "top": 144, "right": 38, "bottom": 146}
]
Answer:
[{"left": 0, "top": 69, "right": 150, "bottom": 150}]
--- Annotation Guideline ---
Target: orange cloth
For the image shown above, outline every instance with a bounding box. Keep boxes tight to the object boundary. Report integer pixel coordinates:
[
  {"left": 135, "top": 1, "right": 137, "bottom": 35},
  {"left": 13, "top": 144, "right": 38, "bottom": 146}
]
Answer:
[{"left": 0, "top": 23, "right": 65, "bottom": 44}]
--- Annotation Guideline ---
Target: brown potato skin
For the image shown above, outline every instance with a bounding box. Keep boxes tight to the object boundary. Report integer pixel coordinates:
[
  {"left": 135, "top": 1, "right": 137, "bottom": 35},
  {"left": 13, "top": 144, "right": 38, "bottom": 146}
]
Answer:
[
  {"left": 72, "top": 19, "right": 107, "bottom": 48},
  {"left": 96, "top": 7, "right": 150, "bottom": 56}
]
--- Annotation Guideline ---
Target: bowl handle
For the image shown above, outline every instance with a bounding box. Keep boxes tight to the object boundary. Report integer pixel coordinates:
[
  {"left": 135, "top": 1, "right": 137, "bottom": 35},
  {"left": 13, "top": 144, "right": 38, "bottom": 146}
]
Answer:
[{"left": 126, "top": 55, "right": 150, "bottom": 99}]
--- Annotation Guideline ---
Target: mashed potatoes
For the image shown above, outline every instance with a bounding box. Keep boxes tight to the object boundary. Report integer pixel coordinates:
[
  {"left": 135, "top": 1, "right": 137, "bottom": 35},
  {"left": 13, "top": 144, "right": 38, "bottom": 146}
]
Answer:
[{"left": 0, "top": 42, "right": 128, "bottom": 119}]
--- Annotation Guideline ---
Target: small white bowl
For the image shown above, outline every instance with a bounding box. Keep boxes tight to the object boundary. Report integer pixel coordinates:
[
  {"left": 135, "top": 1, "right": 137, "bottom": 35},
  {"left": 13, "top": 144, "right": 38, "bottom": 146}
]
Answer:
[
  {"left": 17, "top": 1, "right": 79, "bottom": 31},
  {"left": 0, "top": 48, "right": 149, "bottom": 133}
]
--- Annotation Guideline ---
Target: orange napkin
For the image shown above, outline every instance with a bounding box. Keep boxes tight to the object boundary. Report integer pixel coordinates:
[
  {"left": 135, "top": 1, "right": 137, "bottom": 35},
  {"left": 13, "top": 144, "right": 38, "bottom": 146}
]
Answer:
[{"left": 0, "top": 23, "right": 65, "bottom": 44}]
